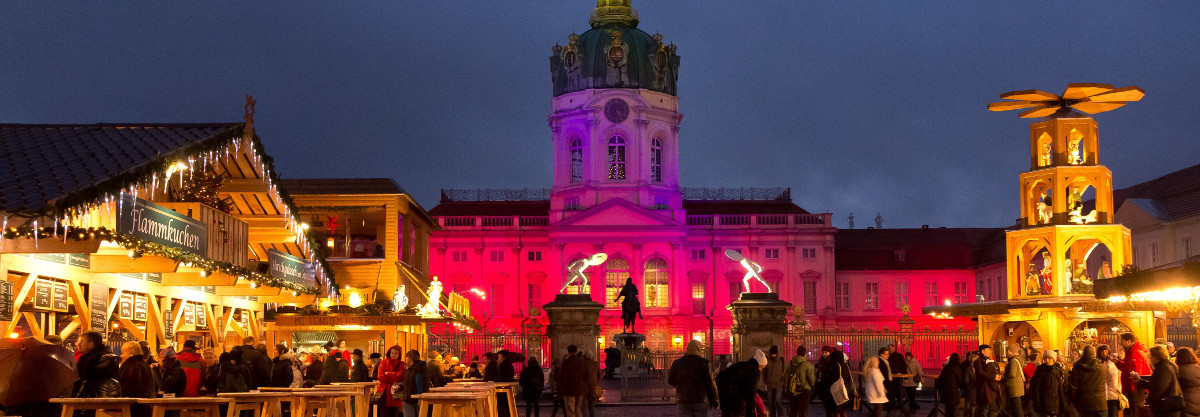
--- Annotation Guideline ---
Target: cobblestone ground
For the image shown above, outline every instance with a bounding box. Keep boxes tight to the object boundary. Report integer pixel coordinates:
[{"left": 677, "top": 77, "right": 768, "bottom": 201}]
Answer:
[{"left": 525, "top": 402, "right": 932, "bottom": 417}]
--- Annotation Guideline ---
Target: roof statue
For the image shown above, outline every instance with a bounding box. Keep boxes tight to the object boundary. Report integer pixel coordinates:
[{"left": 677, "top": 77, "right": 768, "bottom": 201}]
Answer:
[
  {"left": 560, "top": 253, "right": 608, "bottom": 293},
  {"left": 987, "top": 83, "right": 1145, "bottom": 118}
]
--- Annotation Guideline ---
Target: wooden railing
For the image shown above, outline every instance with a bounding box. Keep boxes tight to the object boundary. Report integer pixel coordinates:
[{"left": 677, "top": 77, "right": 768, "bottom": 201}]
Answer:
[{"left": 158, "top": 202, "right": 249, "bottom": 268}]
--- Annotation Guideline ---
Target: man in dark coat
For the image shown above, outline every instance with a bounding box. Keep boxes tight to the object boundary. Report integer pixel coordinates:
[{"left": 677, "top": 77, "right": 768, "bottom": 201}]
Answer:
[
  {"left": 232, "top": 336, "right": 271, "bottom": 389},
  {"left": 319, "top": 350, "right": 350, "bottom": 384},
  {"left": 973, "top": 345, "right": 1003, "bottom": 417},
  {"left": 887, "top": 345, "right": 908, "bottom": 410},
  {"left": 554, "top": 345, "right": 592, "bottom": 417},
  {"left": 159, "top": 356, "right": 188, "bottom": 397},
  {"left": 401, "top": 350, "right": 432, "bottom": 417},
  {"left": 1029, "top": 350, "right": 1067, "bottom": 417},
  {"left": 270, "top": 345, "right": 296, "bottom": 387},
  {"left": 668, "top": 340, "right": 718, "bottom": 416},
  {"left": 1066, "top": 346, "right": 1108, "bottom": 416},
  {"left": 603, "top": 344, "right": 621, "bottom": 379},
  {"left": 349, "top": 349, "right": 369, "bottom": 382},
  {"left": 716, "top": 350, "right": 767, "bottom": 417},
  {"left": 74, "top": 331, "right": 121, "bottom": 398},
  {"left": 498, "top": 350, "right": 516, "bottom": 382}
]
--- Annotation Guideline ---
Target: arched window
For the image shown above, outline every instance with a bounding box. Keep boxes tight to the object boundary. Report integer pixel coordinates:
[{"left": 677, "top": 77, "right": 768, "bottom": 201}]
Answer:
[
  {"left": 570, "top": 139, "right": 583, "bottom": 183},
  {"left": 605, "top": 258, "right": 630, "bottom": 308},
  {"left": 644, "top": 258, "right": 669, "bottom": 308},
  {"left": 607, "top": 136, "right": 626, "bottom": 180},
  {"left": 650, "top": 138, "right": 663, "bottom": 183}
]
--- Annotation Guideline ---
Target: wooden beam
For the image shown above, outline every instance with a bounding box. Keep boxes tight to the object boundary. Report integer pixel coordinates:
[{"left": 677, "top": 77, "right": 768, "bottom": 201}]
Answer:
[
  {"left": 204, "top": 304, "right": 222, "bottom": 343},
  {"left": 117, "top": 317, "right": 144, "bottom": 340},
  {"left": 0, "top": 238, "right": 101, "bottom": 254},
  {"left": 232, "top": 215, "right": 291, "bottom": 229},
  {"left": 221, "top": 306, "right": 237, "bottom": 338},
  {"left": 171, "top": 300, "right": 187, "bottom": 339},
  {"left": 21, "top": 312, "right": 44, "bottom": 341},
  {"left": 105, "top": 288, "right": 125, "bottom": 319},
  {"left": 258, "top": 293, "right": 319, "bottom": 305},
  {"left": 68, "top": 281, "right": 90, "bottom": 331},
  {"left": 248, "top": 228, "right": 298, "bottom": 244},
  {"left": 160, "top": 272, "right": 238, "bottom": 287},
  {"left": 89, "top": 255, "right": 178, "bottom": 273},
  {"left": 248, "top": 311, "right": 260, "bottom": 340},
  {"left": 214, "top": 285, "right": 282, "bottom": 297},
  {"left": 230, "top": 314, "right": 247, "bottom": 339},
  {"left": 220, "top": 178, "right": 270, "bottom": 194},
  {"left": 59, "top": 319, "right": 80, "bottom": 339},
  {"left": 147, "top": 295, "right": 166, "bottom": 347},
  {"left": 5, "top": 275, "right": 38, "bottom": 335}
]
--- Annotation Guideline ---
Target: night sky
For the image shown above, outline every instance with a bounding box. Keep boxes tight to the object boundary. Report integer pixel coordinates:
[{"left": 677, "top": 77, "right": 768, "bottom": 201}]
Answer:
[{"left": 4, "top": 2, "right": 1199, "bottom": 228}]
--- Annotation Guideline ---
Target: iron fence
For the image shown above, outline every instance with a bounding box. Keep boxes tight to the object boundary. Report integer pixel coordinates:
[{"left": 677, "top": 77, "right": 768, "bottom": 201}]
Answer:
[
  {"left": 785, "top": 318, "right": 976, "bottom": 372},
  {"left": 427, "top": 319, "right": 547, "bottom": 375},
  {"left": 617, "top": 348, "right": 676, "bottom": 401}
]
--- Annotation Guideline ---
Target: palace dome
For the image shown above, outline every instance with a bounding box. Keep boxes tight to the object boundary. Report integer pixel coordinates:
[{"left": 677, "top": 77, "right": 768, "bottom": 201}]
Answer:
[{"left": 550, "top": 1, "right": 680, "bottom": 97}]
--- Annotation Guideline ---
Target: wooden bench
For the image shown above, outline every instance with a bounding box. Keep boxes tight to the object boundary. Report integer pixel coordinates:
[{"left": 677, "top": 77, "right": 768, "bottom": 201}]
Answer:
[
  {"left": 317, "top": 383, "right": 377, "bottom": 417},
  {"left": 136, "top": 397, "right": 232, "bottom": 417},
  {"left": 217, "top": 392, "right": 291, "bottom": 417},
  {"left": 412, "top": 391, "right": 491, "bottom": 417},
  {"left": 50, "top": 398, "right": 139, "bottom": 417}
]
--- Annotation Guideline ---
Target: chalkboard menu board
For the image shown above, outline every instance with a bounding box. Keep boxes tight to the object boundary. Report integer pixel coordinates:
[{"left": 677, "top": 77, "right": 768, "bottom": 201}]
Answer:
[
  {"left": 133, "top": 294, "right": 148, "bottom": 321},
  {"left": 89, "top": 282, "right": 108, "bottom": 333},
  {"left": 196, "top": 304, "right": 207, "bottom": 327},
  {"left": 119, "top": 294, "right": 133, "bottom": 319},
  {"left": 0, "top": 281, "right": 13, "bottom": 321},
  {"left": 33, "top": 279, "right": 53, "bottom": 310},
  {"left": 52, "top": 282, "right": 69, "bottom": 312},
  {"left": 165, "top": 311, "right": 174, "bottom": 339}
]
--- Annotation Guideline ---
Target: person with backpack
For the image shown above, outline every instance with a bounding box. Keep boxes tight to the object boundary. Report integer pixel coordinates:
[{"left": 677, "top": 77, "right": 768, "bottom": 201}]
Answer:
[
  {"left": 205, "top": 352, "right": 250, "bottom": 394},
  {"left": 668, "top": 340, "right": 719, "bottom": 417},
  {"left": 232, "top": 336, "right": 270, "bottom": 389},
  {"left": 270, "top": 345, "right": 296, "bottom": 387},
  {"left": 401, "top": 349, "right": 432, "bottom": 417},
  {"left": 784, "top": 346, "right": 816, "bottom": 417},
  {"left": 762, "top": 346, "right": 786, "bottom": 417}
]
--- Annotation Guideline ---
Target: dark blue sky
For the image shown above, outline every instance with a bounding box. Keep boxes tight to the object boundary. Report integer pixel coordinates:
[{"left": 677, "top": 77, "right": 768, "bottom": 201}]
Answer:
[{"left": 4, "top": 2, "right": 1198, "bottom": 228}]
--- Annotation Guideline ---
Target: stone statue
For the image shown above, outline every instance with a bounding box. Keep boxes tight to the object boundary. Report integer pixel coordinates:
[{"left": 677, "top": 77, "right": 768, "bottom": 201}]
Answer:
[
  {"left": 848, "top": 212, "right": 855, "bottom": 229},
  {"left": 615, "top": 278, "right": 643, "bottom": 333},
  {"left": 725, "top": 249, "right": 771, "bottom": 293},
  {"left": 875, "top": 213, "right": 882, "bottom": 229},
  {"left": 560, "top": 253, "right": 608, "bottom": 293}
]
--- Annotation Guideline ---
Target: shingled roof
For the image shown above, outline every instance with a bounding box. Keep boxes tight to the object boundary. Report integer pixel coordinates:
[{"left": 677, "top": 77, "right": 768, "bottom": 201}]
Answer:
[
  {"left": 835, "top": 227, "right": 1007, "bottom": 270},
  {"left": 0, "top": 123, "right": 243, "bottom": 214},
  {"left": 279, "top": 178, "right": 406, "bottom": 196},
  {"left": 1114, "top": 163, "right": 1200, "bottom": 221}
]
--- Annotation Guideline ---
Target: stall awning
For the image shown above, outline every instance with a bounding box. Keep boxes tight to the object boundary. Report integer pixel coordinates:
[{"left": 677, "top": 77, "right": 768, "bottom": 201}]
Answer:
[{"left": 1093, "top": 260, "right": 1200, "bottom": 299}]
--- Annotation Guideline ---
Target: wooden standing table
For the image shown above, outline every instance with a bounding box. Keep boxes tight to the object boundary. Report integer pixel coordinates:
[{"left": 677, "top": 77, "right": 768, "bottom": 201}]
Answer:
[
  {"left": 445, "top": 382, "right": 519, "bottom": 417},
  {"left": 136, "top": 397, "right": 232, "bottom": 417},
  {"left": 50, "top": 398, "right": 138, "bottom": 417},
  {"left": 318, "top": 383, "right": 377, "bottom": 417},
  {"left": 412, "top": 391, "right": 492, "bottom": 417},
  {"left": 218, "top": 392, "right": 292, "bottom": 417},
  {"left": 431, "top": 385, "right": 498, "bottom": 417}
]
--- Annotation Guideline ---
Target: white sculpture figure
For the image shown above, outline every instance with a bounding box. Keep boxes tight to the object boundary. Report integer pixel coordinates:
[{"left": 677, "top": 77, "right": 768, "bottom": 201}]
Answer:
[
  {"left": 418, "top": 276, "right": 443, "bottom": 318},
  {"left": 1062, "top": 258, "right": 1073, "bottom": 293},
  {"left": 725, "top": 249, "right": 772, "bottom": 293},
  {"left": 1036, "top": 190, "right": 1053, "bottom": 224},
  {"left": 1067, "top": 188, "right": 1098, "bottom": 224},
  {"left": 559, "top": 253, "right": 608, "bottom": 293},
  {"left": 393, "top": 284, "right": 409, "bottom": 312}
]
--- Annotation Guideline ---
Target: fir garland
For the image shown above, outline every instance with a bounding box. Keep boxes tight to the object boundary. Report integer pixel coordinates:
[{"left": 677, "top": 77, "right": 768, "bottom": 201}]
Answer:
[{"left": 2, "top": 225, "right": 319, "bottom": 295}]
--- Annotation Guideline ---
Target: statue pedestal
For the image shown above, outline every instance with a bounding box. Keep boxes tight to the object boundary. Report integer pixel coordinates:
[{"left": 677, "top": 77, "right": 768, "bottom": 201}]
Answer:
[
  {"left": 614, "top": 332, "right": 645, "bottom": 350},
  {"left": 727, "top": 292, "right": 792, "bottom": 362},
  {"left": 542, "top": 294, "right": 602, "bottom": 365}
]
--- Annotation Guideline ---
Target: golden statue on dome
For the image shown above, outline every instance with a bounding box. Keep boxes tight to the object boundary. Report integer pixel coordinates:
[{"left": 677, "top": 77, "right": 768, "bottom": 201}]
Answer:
[{"left": 987, "top": 83, "right": 1144, "bottom": 118}]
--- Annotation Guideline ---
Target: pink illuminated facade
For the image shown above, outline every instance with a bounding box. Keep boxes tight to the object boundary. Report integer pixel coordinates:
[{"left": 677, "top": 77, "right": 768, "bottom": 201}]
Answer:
[{"left": 428, "top": 2, "right": 988, "bottom": 354}]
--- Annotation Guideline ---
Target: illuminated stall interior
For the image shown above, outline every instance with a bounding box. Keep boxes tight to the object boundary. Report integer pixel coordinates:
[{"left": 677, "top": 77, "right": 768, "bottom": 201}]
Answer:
[{"left": 0, "top": 106, "right": 330, "bottom": 352}]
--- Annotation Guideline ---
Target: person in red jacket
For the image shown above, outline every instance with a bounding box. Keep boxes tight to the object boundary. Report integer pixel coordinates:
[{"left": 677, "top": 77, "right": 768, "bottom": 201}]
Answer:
[
  {"left": 1117, "top": 332, "right": 1152, "bottom": 417},
  {"left": 175, "top": 340, "right": 207, "bottom": 397},
  {"left": 375, "top": 345, "right": 406, "bottom": 417}
]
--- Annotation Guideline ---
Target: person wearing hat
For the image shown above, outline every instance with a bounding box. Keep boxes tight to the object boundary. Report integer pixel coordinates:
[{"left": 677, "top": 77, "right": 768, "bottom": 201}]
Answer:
[
  {"left": 498, "top": 350, "right": 516, "bottom": 382},
  {"left": 1029, "top": 349, "right": 1067, "bottom": 416},
  {"left": 669, "top": 340, "right": 719, "bottom": 416},
  {"left": 350, "top": 349, "right": 370, "bottom": 382},
  {"left": 717, "top": 349, "right": 768, "bottom": 417},
  {"left": 972, "top": 345, "right": 1003, "bottom": 417}
]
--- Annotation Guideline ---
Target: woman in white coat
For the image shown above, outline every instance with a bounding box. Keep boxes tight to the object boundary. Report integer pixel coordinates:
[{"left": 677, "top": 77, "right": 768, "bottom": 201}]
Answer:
[{"left": 864, "top": 356, "right": 888, "bottom": 417}]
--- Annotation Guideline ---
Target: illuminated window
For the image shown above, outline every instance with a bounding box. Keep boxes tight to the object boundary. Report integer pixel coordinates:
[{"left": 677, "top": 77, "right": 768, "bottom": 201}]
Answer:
[
  {"left": 644, "top": 258, "right": 669, "bottom": 308},
  {"left": 651, "top": 138, "right": 663, "bottom": 183},
  {"left": 764, "top": 248, "right": 780, "bottom": 259},
  {"left": 835, "top": 281, "right": 850, "bottom": 310},
  {"left": 570, "top": 139, "right": 583, "bottom": 183},
  {"left": 864, "top": 282, "right": 879, "bottom": 310},
  {"left": 605, "top": 258, "right": 630, "bottom": 308},
  {"left": 607, "top": 136, "right": 626, "bottom": 180},
  {"left": 925, "top": 282, "right": 938, "bottom": 307},
  {"left": 954, "top": 282, "right": 968, "bottom": 304},
  {"left": 691, "top": 282, "right": 705, "bottom": 314},
  {"left": 803, "top": 282, "right": 817, "bottom": 313},
  {"left": 895, "top": 281, "right": 909, "bottom": 309}
]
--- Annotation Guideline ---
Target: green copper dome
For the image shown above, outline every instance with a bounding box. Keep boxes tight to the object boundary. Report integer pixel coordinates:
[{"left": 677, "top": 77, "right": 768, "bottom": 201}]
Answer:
[{"left": 550, "top": 1, "right": 680, "bottom": 97}]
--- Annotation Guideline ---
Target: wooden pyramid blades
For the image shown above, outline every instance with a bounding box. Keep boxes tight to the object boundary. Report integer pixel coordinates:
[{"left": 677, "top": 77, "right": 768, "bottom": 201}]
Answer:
[{"left": 988, "top": 83, "right": 1144, "bottom": 118}]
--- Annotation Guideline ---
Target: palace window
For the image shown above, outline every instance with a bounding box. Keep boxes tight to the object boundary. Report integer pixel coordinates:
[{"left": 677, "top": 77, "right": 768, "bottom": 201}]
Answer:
[
  {"left": 764, "top": 248, "right": 780, "bottom": 260},
  {"left": 865, "top": 282, "right": 879, "bottom": 310},
  {"left": 803, "top": 282, "right": 817, "bottom": 313},
  {"left": 895, "top": 281, "right": 909, "bottom": 309},
  {"left": 489, "top": 250, "right": 504, "bottom": 263},
  {"left": 893, "top": 250, "right": 907, "bottom": 265},
  {"left": 835, "top": 281, "right": 850, "bottom": 310},
  {"left": 690, "top": 249, "right": 706, "bottom": 260},
  {"left": 925, "top": 282, "right": 938, "bottom": 307},
  {"left": 528, "top": 251, "right": 542, "bottom": 262},
  {"left": 452, "top": 251, "right": 467, "bottom": 263},
  {"left": 651, "top": 138, "right": 663, "bottom": 183},
  {"left": 802, "top": 248, "right": 817, "bottom": 260},
  {"left": 1150, "top": 243, "right": 1158, "bottom": 266},
  {"left": 605, "top": 258, "right": 630, "bottom": 308},
  {"left": 1185, "top": 237, "right": 1193, "bottom": 259},
  {"left": 491, "top": 284, "right": 505, "bottom": 316},
  {"left": 644, "top": 258, "right": 669, "bottom": 308},
  {"left": 607, "top": 136, "right": 626, "bottom": 180},
  {"left": 954, "top": 282, "right": 969, "bottom": 304},
  {"left": 564, "top": 196, "right": 581, "bottom": 211},
  {"left": 570, "top": 139, "right": 583, "bottom": 183},
  {"left": 528, "top": 284, "right": 542, "bottom": 314},
  {"left": 691, "top": 282, "right": 705, "bottom": 315}
]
